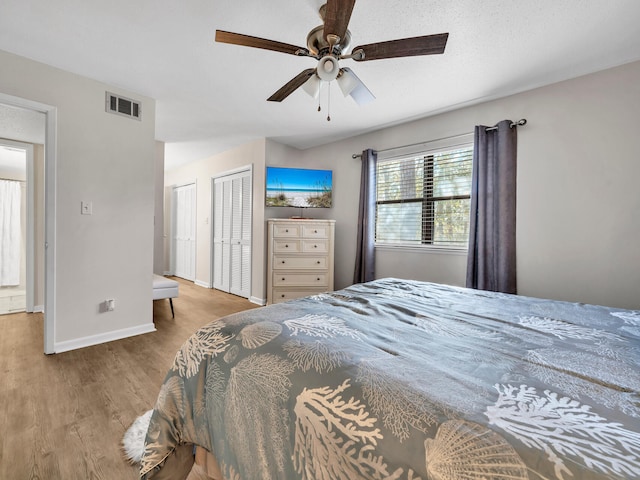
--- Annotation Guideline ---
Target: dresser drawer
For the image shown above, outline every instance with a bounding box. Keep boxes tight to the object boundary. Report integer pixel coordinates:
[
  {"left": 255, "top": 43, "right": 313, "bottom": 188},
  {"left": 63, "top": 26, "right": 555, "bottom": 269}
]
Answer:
[
  {"left": 271, "top": 288, "right": 327, "bottom": 304},
  {"left": 273, "top": 273, "right": 328, "bottom": 287},
  {"left": 273, "top": 224, "right": 300, "bottom": 238},
  {"left": 302, "top": 224, "right": 330, "bottom": 238},
  {"left": 302, "top": 240, "right": 328, "bottom": 253},
  {"left": 272, "top": 255, "right": 328, "bottom": 270},
  {"left": 273, "top": 240, "right": 300, "bottom": 253}
]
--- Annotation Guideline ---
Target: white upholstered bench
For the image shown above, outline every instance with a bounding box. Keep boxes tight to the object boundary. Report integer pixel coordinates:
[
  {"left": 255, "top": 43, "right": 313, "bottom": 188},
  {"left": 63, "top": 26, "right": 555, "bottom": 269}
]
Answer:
[{"left": 153, "top": 274, "right": 179, "bottom": 318}]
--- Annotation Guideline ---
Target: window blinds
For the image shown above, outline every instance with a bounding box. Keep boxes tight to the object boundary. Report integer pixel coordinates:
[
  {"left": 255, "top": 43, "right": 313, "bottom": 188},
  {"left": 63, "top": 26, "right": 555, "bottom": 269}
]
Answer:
[{"left": 375, "top": 145, "right": 473, "bottom": 247}]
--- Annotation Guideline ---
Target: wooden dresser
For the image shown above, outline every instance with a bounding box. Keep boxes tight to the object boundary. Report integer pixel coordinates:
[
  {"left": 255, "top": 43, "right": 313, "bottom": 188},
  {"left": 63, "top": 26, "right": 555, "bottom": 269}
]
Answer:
[{"left": 267, "top": 218, "right": 335, "bottom": 304}]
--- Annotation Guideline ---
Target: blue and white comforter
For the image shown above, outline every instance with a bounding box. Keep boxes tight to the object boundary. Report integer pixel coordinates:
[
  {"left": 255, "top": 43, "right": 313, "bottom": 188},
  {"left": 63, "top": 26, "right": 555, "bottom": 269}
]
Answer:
[{"left": 141, "top": 278, "right": 640, "bottom": 480}]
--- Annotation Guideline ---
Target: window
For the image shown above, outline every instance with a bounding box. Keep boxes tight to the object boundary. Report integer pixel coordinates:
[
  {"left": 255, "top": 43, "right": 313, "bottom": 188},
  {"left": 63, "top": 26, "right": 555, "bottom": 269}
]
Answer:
[{"left": 375, "top": 144, "right": 473, "bottom": 248}]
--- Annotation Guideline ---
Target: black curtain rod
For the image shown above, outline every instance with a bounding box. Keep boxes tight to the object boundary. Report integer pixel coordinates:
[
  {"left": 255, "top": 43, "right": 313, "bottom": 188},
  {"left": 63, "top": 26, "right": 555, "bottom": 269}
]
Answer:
[
  {"left": 485, "top": 118, "right": 527, "bottom": 131},
  {"left": 352, "top": 119, "right": 527, "bottom": 159}
]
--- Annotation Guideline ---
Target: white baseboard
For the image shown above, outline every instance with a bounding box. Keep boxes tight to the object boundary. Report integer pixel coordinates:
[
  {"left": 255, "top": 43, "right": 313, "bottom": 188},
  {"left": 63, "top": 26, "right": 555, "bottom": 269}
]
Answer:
[
  {"left": 33, "top": 305, "right": 44, "bottom": 313},
  {"left": 194, "top": 279, "right": 210, "bottom": 289},
  {"left": 250, "top": 296, "right": 266, "bottom": 306},
  {"left": 54, "top": 323, "right": 156, "bottom": 354}
]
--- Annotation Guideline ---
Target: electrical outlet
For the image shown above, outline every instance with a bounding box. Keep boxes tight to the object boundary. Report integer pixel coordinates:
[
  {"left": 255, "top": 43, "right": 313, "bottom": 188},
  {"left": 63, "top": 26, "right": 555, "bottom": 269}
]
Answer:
[{"left": 106, "top": 299, "right": 115, "bottom": 311}]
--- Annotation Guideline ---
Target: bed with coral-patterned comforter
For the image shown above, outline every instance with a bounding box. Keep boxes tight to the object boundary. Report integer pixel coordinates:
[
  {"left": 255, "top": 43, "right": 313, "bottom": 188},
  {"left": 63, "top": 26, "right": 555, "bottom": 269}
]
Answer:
[{"left": 140, "top": 278, "right": 640, "bottom": 480}]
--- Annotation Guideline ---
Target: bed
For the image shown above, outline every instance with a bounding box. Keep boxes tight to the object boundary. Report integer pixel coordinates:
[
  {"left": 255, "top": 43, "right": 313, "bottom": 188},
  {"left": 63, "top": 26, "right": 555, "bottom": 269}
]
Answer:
[{"left": 140, "top": 278, "right": 640, "bottom": 480}]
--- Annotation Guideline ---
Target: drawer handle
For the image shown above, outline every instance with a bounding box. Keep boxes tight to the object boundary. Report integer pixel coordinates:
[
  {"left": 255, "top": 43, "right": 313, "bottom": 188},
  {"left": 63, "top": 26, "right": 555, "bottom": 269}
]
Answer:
[
  {"left": 317, "top": 277, "right": 320, "bottom": 281},
  {"left": 281, "top": 294, "right": 285, "bottom": 298},
  {"left": 314, "top": 230, "right": 318, "bottom": 233},
  {"left": 285, "top": 229, "right": 289, "bottom": 233},
  {"left": 314, "top": 245, "right": 317, "bottom": 248},
  {"left": 316, "top": 261, "right": 321, "bottom": 264},
  {"left": 282, "top": 277, "right": 285, "bottom": 281},
  {"left": 285, "top": 244, "right": 289, "bottom": 248},
  {"left": 282, "top": 261, "right": 286, "bottom": 264}
]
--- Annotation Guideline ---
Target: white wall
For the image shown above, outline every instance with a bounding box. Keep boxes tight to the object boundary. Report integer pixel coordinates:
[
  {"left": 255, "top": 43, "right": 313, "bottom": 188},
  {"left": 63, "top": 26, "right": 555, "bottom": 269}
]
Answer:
[
  {"left": 295, "top": 60, "right": 640, "bottom": 310},
  {"left": 164, "top": 138, "right": 267, "bottom": 303},
  {"left": 0, "top": 49, "right": 157, "bottom": 351}
]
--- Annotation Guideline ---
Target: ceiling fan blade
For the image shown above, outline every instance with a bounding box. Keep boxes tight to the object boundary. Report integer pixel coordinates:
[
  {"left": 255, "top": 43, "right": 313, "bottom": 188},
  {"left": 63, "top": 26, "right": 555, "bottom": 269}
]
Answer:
[
  {"left": 352, "top": 33, "right": 449, "bottom": 61},
  {"left": 267, "top": 69, "right": 317, "bottom": 102},
  {"left": 323, "top": 0, "right": 356, "bottom": 44},
  {"left": 215, "top": 30, "right": 308, "bottom": 56}
]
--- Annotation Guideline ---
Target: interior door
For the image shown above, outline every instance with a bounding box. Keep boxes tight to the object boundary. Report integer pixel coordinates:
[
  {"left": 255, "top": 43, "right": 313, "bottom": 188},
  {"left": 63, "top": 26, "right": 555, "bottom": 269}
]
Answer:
[
  {"left": 229, "top": 173, "right": 251, "bottom": 297},
  {"left": 212, "top": 177, "right": 231, "bottom": 292},
  {"left": 212, "top": 168, "right": 251, "bottom": 298},
  {"left": 172, "top": 183, "right": 196, "bottom": 281}
]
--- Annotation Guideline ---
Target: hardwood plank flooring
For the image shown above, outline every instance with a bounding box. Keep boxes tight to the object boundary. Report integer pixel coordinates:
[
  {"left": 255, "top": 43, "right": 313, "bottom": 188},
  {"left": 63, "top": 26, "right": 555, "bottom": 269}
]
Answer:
[{"left": 0, "top": 277, "right": 260, "bottom": 479}]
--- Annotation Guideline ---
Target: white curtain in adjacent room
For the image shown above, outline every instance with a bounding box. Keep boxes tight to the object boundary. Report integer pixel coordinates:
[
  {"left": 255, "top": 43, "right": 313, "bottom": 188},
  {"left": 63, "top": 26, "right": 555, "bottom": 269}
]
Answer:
[{"left": 0, "top": 179, "right": 21, "bottom": 286}]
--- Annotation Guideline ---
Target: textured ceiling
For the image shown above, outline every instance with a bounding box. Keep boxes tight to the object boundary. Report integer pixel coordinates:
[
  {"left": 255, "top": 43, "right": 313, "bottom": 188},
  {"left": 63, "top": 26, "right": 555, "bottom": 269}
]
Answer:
[{"left": 1, "top": 0, "right": 640, "bottom": 170}]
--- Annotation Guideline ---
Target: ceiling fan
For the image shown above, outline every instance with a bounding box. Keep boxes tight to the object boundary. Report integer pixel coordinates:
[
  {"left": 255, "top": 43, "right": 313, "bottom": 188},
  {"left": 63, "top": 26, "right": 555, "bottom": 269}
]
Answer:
[{"left": 215, "top": 0, "right": 448, "bottom": 114}]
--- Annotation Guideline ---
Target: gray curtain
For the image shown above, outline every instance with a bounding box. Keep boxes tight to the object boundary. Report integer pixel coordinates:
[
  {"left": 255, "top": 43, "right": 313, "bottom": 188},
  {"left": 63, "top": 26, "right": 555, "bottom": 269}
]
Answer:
[
  {"left": 353, "top": 149, "right": 377, "bottom": 284},
  {"left": 466, "top": 120, "right": 518, "bottom": 294}
]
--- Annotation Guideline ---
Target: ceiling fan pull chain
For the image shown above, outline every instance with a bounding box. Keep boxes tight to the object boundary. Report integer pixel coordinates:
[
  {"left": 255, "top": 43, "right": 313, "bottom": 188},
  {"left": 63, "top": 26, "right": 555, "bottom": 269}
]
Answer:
[{"left": 327, "top": 82, "right": 331, "bottom": 121}]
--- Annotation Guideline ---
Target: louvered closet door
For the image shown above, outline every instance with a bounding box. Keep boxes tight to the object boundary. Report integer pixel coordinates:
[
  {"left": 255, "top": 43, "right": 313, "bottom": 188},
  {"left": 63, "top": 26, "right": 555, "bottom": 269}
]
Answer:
[
  {"left": 229, "top": 173, "right": 251, "bottom": 297},
  {"left": 213, "top": 177, "right": 231, "bottom": 292},
  {"left": 212, "top": 169, "right": 252, "bottom": 298},
  {"left": 173, "top": 183, "right": 196, "bottom": 281}
]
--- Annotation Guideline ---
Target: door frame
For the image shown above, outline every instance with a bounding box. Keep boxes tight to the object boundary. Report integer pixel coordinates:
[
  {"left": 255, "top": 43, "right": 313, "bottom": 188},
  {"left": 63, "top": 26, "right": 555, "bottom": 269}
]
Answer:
[{"left": 0, "top": 92, "right": 57, "bottom": 354}]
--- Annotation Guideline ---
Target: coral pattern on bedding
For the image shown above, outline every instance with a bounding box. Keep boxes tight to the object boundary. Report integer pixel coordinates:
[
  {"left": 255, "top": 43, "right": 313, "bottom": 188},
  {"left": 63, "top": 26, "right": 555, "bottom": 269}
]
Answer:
[{"left": 141, "top": 278, "right": 640, "bottom": 479}]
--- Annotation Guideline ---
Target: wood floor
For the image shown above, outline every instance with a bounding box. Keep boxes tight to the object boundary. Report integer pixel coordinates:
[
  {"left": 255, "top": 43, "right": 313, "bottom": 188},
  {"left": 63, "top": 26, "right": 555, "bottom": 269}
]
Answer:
[{"left": 0, "top": 278, "right": 260, "bottom": 479}]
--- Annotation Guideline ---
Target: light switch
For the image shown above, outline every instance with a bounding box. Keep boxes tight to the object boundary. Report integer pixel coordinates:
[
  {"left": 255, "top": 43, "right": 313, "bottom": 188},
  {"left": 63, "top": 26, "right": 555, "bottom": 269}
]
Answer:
[{"left": 81, "top": 201, "right": 93, "bottom": 215}]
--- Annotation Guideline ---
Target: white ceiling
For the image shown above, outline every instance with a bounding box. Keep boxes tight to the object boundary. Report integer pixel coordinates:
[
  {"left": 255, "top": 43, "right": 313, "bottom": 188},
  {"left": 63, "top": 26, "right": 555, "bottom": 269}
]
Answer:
[{"left": 1, "top": 0, "right": 640, "bottom": 170}]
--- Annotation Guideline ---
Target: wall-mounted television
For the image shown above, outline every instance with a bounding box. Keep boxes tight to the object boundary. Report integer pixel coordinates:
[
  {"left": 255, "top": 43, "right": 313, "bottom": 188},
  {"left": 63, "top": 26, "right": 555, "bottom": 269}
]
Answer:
[{"left": 265, "top": 166, "right": 332, "bottom": 208}]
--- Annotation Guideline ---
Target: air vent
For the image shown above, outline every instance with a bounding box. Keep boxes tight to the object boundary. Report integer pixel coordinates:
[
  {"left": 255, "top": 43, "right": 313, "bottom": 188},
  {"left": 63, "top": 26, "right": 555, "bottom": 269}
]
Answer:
[{"left": 105, "top": 92, "right": 141, "bottom": 120}]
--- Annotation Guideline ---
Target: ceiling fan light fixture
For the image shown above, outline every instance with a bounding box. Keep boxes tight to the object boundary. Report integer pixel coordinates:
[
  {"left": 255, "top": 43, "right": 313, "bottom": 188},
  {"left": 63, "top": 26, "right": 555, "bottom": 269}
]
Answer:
[
  {"left": 316, "top": 56, "right": 340, "bottom": 82},
  {"left": 350, "top": 84, "right": 375, "bottom": 105},
  {"left": 302, "top": 74, "right": 321, "bottom": 99},
  {"left": 337, "top": 67, "right": 375, "bottom": 105},
  {"left": 336, "top": 68, "right": 359, "bottom": 96}
]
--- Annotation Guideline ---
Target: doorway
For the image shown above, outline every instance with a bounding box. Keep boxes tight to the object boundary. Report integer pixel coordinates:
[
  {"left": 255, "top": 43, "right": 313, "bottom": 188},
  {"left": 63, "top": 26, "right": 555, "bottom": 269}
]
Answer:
[
  {"left": 0, "top": 141, "right": 34, "bottom": 315},
  {"left": 0, "top": 93, "right": 57, "bottom": 354}
]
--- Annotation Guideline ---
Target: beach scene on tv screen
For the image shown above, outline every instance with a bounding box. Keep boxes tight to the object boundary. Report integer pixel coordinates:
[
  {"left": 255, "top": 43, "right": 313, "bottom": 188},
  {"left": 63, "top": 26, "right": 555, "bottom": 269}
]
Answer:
[{"left": 266, "top": 167, "right": 332, "bottom": 208}]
